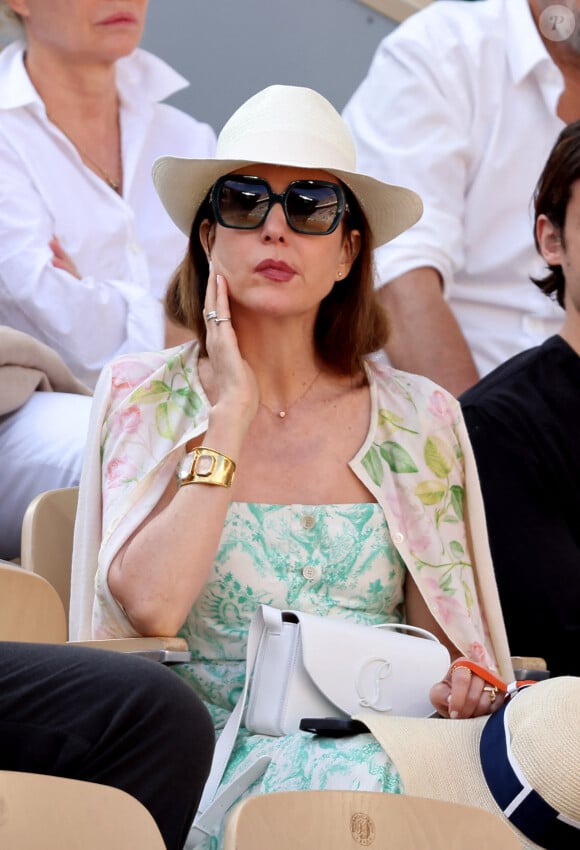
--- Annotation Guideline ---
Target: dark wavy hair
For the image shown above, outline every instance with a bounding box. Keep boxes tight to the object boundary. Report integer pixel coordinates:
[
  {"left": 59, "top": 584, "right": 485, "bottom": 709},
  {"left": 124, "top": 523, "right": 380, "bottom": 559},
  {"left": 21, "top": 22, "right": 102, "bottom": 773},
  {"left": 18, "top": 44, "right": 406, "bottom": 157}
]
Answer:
[
  {"left": 165, "top": 181, "right": 388, "bottom": 376},
  {"left": 531, "top": 121, "right": 580, "bottom": 308}
]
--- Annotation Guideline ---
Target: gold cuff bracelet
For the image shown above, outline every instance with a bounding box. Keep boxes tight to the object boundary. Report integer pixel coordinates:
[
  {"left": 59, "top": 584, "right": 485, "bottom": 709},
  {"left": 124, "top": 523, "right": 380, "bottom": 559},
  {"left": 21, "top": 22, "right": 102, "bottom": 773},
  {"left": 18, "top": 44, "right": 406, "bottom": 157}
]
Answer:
[{"left": 176, "top": 447, "right": 236, "bottom": 488}]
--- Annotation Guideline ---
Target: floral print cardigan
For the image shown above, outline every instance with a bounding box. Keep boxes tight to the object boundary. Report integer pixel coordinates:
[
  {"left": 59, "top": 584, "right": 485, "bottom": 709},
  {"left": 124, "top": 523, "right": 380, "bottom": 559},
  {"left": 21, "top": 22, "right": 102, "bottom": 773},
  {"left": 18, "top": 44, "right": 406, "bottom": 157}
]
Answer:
[{"left": 69, "top": 342, "right": 512, "bottom": 680}]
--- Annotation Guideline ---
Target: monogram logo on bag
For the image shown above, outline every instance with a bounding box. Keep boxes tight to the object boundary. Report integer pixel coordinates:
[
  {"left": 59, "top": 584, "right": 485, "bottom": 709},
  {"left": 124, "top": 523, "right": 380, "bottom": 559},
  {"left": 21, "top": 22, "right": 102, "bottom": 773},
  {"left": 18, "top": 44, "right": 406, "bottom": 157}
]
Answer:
[
  {"left": 355, "top": 657, "right": 393, "bottom": 711},
  {"left": 350, "top": 812, "right": 376, "bottom": 845}
]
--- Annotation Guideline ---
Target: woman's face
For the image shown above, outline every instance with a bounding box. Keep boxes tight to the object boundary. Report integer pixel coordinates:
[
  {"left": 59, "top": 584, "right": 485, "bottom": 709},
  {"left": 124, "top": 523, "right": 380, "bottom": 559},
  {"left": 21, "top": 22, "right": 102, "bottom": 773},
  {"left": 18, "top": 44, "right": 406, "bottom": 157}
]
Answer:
[
  {"left": 199, "top": 164, "right": 360, "bottom": 323},
  {"left": 7, "top": 0, "right": 147, "bottom": 63}
]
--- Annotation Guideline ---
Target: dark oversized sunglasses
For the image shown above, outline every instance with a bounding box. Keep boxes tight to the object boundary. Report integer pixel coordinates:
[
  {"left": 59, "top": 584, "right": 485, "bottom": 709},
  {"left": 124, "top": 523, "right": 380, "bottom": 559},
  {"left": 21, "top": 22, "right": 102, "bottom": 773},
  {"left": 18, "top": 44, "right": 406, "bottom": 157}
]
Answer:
[{"left": 210, "top": 175, "right": 348, "bottom": 235}]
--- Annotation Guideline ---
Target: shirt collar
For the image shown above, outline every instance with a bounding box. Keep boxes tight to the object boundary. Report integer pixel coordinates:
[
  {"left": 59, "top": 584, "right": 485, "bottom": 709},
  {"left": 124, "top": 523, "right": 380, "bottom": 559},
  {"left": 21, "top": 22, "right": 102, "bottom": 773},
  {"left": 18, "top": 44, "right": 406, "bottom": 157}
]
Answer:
[
  {"left": 504, "top": 0, "right": 560, "bottom": 85},
  {"left": 115, "top": 47, "right": 190, "bottom": 108},
  {"left": 0, "top": 39, "right": 189, "bottom": 112},
  {"left": 0, "top": 41, "right": 38, "bottom": 110}
]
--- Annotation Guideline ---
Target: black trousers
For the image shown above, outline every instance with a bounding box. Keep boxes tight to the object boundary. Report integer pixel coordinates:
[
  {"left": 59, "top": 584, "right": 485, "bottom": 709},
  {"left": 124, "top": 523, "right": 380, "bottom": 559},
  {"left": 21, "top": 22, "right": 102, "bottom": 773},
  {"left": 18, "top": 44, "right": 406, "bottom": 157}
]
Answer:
[{"left": 0, "top": 642, "right": 215, "bottom": 850}]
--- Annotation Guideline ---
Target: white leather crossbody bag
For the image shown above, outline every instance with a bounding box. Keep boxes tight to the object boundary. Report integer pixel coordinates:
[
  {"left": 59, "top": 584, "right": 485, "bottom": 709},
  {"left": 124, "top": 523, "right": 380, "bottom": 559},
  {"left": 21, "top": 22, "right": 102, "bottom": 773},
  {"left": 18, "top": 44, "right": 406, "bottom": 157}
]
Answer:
[
  {"left": 189, "top": 604, "right": 450, "bottom": 847},
  {"left": 245, "top": 605, "right": 450, "bottom": 734}
]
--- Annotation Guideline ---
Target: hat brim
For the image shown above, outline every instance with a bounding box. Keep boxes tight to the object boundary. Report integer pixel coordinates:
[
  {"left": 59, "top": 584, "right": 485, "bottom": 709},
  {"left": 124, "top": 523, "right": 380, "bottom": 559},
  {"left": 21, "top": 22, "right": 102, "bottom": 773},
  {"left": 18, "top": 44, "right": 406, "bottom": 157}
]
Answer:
[
  {"left": 152, "top": 155, "right": 423, "bottom": 249},
  {"left": 356, "top": 712, "right": 540, "bottom": 850}
]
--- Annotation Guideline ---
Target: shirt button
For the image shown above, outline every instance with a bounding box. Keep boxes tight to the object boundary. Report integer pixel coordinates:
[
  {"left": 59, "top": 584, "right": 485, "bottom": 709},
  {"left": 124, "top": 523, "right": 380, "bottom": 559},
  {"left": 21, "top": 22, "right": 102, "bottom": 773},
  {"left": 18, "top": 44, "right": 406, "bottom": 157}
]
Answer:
[
  {"left": 393, "top": 532, "right": 405, "bottom": 544},
  {"left": 302, "top": 565, "right": 320, "bottom": 581},
  {"left": 301, "top": 514, "right": 316, "bottom": 530}
]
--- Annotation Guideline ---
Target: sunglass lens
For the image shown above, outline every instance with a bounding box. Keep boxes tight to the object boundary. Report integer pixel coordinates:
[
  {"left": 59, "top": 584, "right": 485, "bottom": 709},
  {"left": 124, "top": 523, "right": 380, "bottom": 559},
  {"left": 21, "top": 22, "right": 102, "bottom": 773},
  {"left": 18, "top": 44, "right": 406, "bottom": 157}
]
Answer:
[
  {"left": 286, "top": 182, "right": 340, "bottom": 233},
  {"left": 217, "top": 178, "right": 270, "bottom": 229}
]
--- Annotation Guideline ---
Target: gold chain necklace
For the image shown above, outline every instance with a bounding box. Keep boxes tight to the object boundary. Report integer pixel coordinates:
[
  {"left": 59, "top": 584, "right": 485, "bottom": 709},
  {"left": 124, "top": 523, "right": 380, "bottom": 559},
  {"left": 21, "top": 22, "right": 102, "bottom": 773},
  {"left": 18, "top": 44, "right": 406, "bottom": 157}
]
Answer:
[
  {"left": 260, "top": 370, "right": 322, "bottom": 420},
  {"left": 48, "top": 113, "right": 122, "bottom": 193}
]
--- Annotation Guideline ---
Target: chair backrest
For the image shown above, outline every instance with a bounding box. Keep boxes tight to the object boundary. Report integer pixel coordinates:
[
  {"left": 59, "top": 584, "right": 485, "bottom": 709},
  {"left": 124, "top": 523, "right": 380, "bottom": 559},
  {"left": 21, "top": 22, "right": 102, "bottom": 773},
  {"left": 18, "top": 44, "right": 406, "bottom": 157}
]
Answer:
[
  {"left": 0, "top": 560, "right": 67, "bottom": 643},
  {"left": 224, "top": 790, "right": 523, "bottom": 850},
  {"left": 20, "top": 486, "right": 78, "bottom": 618},
  {"left": 0, "top": 770, "right": 167, "bottom": 850}
]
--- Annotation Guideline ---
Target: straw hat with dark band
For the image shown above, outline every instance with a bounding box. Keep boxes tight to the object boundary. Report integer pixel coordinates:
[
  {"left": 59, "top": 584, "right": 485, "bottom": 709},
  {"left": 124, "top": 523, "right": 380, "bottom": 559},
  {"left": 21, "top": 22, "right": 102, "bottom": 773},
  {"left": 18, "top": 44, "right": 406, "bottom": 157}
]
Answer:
[
  {"left": 356, "top": 676, "right": 580, "bottom": 850},
  {"left": 152, "top": 84, "right": 423, "bottom": 250}
]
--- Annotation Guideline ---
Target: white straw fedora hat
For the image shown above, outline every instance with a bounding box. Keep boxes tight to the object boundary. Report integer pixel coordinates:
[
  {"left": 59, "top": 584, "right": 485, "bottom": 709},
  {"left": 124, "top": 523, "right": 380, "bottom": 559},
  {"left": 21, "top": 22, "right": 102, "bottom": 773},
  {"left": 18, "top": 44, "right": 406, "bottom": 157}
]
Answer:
[
  {"left": 355, "top": 677, "right": 580, "bottom": 850},
  {"left": 152, "top": 84, "right": 422, "bottom": 249}
]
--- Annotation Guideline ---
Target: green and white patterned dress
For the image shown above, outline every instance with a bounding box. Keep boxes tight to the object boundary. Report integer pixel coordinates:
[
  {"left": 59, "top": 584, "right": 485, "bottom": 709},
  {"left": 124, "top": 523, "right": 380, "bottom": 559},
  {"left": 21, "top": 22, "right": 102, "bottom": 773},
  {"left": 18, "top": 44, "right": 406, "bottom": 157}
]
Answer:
[{"left": 177, "top": 501, "right": 405, "bottom": 849}]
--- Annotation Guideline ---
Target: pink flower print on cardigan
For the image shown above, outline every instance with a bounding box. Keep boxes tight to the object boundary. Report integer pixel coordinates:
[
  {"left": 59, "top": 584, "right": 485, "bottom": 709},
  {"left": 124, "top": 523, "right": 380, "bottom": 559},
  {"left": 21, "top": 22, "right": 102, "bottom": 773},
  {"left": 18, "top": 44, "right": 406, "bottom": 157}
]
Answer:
[
  {"left": 105, "top": 455, "right": 140, "bottom": 489},
  {"left": 111, "top": 358, "right": 159, "bottom": 403},
  {"left": 109, "top": 404, "right": 142, "bottom": 436},
  {"left": 420, "top": 576, "right": 469, "bottom": 626},
  {"left": 428, "top": 389, "right": 458, "bottom": 426},
  {"left": 386, "top": 491, "right": 433, "bottom": 554}
]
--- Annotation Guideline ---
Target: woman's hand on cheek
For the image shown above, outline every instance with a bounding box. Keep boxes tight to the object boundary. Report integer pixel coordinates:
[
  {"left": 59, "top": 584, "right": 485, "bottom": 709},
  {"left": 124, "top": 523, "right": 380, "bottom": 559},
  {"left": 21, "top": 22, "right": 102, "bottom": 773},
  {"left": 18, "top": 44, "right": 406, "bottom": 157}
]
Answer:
[
  {"left": 204, "top": 267, "right": 259, "bottom": 430},
  {"left": 430, "top": 657, "right": 506, "bottom": 719}
]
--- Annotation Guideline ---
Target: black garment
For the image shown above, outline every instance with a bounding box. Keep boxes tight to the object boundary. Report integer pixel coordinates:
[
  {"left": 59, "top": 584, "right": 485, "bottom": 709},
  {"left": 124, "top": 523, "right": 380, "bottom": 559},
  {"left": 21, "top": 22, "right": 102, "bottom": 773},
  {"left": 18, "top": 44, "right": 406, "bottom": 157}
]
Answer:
[
  {"left": 460, "top": 335, "right": 580, "bottom": 677},
  {"left": 0, "top": 642, "right": 215, "bottom": 850}
]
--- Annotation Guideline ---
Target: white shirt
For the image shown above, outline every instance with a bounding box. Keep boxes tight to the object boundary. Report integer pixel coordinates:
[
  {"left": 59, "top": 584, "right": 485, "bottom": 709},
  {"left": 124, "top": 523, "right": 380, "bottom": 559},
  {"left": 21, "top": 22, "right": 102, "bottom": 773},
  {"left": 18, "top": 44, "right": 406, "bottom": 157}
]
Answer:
[
  {"left": 343, "top": 0, "right": 565, "bottom": 377},
  {"left": 0, "top": 42, "right": 216, "bottom": 387}
]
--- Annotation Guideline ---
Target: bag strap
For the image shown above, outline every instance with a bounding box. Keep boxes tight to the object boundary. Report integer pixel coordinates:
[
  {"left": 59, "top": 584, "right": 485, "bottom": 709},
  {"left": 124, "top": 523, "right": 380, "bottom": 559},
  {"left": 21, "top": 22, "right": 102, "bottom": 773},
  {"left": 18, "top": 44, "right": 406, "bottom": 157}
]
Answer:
[
  {"left": 191, "top": 756, "right": 271, "bottom": 845},
  {"left": 374, "top": 622, "right": 441, "bottom": 642},
  {"left": 191, "top": 606, "right": 281, "bottom": 842}
]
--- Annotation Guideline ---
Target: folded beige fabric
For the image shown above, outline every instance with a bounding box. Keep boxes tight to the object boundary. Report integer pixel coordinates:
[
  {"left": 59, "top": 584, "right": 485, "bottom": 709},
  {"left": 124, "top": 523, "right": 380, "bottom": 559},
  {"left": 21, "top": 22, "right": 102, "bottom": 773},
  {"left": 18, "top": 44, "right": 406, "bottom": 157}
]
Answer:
[{"left": 0, "top": 326, "right": 92, "bottom": 416}]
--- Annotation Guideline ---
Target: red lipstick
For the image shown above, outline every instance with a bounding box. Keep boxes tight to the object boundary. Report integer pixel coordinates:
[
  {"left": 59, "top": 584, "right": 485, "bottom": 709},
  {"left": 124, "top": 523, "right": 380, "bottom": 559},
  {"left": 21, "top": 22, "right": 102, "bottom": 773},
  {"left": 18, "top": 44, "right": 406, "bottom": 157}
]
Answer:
[{"left": 254, "top": 259, "right": 296, "bottom": 281}]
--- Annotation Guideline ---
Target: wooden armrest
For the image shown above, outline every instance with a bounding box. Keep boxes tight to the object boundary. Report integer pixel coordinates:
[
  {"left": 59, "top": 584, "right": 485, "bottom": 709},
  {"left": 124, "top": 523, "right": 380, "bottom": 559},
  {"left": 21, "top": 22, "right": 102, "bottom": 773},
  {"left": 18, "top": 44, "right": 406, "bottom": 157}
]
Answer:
[
  {"left": 70, "top": 636, "right": 191, "bottom": 664},
  {"left": 510, "top": 655, "right": 547, "bottom": 671},
  {"left": 72, "top": 636, "right": 188, "bottom": 652},
  {"left": 510, "top": 655, "right": 549, "bottom": 681},
  {"left": 0, "top": 561, "right": 67, "bottom": 643}
]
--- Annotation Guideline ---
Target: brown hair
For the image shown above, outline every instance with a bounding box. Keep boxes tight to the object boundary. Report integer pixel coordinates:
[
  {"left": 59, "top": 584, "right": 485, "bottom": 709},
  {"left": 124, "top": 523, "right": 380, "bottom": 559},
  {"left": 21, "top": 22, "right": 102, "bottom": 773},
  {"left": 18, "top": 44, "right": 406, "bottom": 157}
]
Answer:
[
  {"left": 532, "top": 120, "right": 580, "bottom": 308},
  {"left": 165, "top": 182, "right": 388, "bottom": 376}
]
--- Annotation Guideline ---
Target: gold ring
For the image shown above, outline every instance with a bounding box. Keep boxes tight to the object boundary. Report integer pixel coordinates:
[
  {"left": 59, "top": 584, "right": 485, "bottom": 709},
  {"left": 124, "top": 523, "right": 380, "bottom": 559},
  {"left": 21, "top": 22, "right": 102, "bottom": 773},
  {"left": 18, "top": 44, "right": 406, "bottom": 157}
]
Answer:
[
  {"left": 452, "top": 665, "right": 472, "bottom": 675},
  {"left": 482, "top": 685, "right": 498, "bottom": 704}
]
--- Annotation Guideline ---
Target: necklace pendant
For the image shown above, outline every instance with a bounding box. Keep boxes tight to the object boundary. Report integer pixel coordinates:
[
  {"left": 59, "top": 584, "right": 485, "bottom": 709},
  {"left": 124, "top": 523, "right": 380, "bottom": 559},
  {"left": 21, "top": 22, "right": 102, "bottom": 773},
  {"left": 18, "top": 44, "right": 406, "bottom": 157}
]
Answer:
[{"left": 260, "top": 369, "right": 321, "bottom": 421}]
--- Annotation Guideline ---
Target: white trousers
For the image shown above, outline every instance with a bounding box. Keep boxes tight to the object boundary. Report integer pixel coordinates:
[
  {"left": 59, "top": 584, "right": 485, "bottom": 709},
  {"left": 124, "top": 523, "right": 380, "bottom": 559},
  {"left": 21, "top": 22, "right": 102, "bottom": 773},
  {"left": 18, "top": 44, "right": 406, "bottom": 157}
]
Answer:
[{"left": 0, "top": 392, "right": 92, "bottom": 559}]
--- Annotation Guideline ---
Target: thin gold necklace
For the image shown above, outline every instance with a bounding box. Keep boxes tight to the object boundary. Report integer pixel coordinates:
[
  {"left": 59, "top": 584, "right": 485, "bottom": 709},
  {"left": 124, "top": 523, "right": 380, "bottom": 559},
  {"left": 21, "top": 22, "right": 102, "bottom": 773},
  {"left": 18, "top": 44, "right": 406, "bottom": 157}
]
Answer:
[
  {"left": 260, "top": 370, "right": 322, "bottom": 420},
  {"left": 48, "top": 113, "right": 122, "bottom": 193}
]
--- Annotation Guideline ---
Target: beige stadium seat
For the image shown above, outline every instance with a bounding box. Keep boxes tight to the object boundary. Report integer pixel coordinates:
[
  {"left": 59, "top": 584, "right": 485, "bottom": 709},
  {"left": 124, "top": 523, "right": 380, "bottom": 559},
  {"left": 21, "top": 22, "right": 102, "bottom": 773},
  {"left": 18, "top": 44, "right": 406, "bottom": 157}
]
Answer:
[
  {"left": 0, "top": 770, "right": 167, "bottom": 850},
  {"left": 20, "top": 485, "right": 78, "bottom": 616},
  {"left": 0, "top": 559, "right": 67, "bottom": 643},
  {"left": 9, "top": 487, "right": 189, "bottom": 660},
  {"left": 224, "top": 790, "right": 523, "bottom": 850}
]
